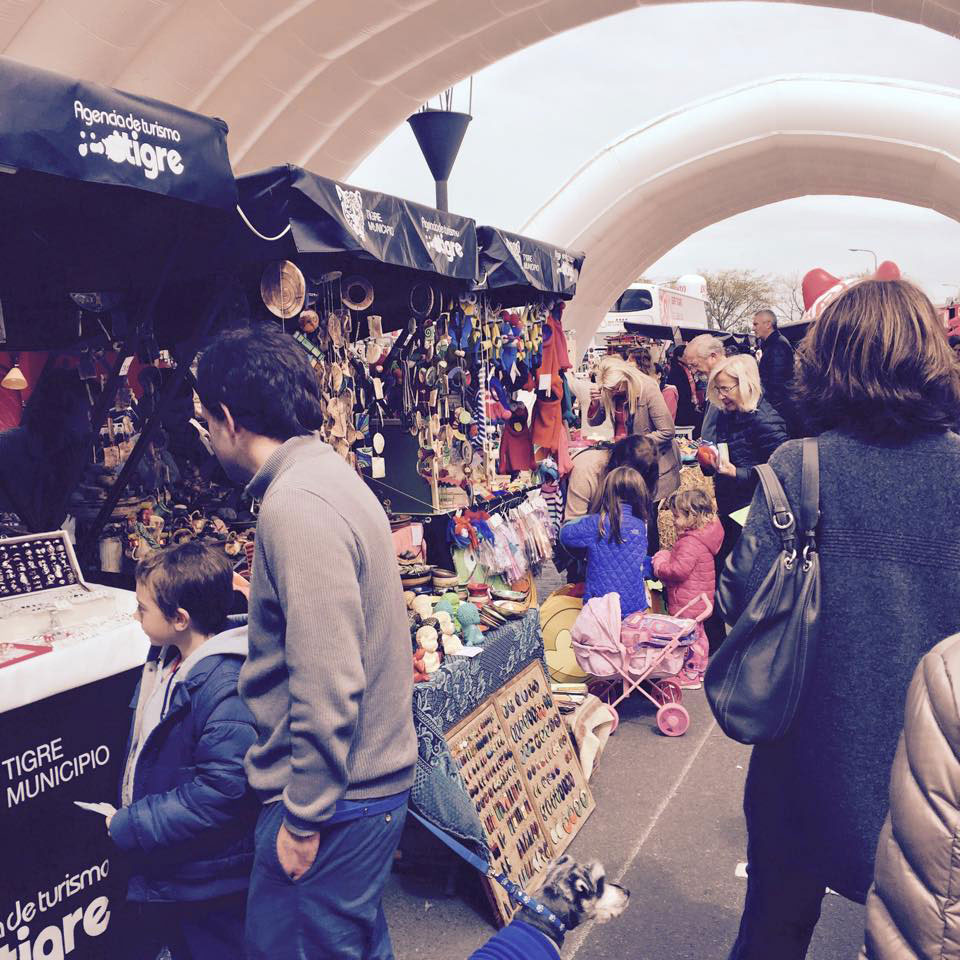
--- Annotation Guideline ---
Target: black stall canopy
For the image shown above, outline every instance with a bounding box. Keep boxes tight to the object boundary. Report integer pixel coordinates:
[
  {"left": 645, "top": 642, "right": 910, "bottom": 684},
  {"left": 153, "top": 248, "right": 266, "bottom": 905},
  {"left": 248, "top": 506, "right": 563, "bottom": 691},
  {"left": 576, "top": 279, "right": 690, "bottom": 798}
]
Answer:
[
  {"left": 477, "top": 226, "right": 584, "bottom": 302},
  {"left": 235, "top": 165, "right": 478, "bottom": 282},
  {"left": 0, "top": 56, "right": 237, "bottom": 346}
]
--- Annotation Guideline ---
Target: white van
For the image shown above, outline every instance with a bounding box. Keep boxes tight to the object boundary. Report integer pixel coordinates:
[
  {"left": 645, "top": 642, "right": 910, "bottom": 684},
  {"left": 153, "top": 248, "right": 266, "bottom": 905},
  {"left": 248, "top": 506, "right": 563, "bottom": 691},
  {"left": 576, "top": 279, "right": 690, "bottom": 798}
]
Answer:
[{"left": 603, "top": 276, "right": 710, "bottom": 339}]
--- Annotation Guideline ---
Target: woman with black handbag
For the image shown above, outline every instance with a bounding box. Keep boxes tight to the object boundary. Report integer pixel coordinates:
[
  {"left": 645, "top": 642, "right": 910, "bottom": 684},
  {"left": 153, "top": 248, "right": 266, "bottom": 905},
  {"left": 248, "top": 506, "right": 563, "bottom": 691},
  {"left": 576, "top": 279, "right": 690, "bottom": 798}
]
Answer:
[
  {"left": 719, "top": 268, "right": 960, "bottom": 959},
  {"left": 702, "top": 353, "right": 789, "bottom": 650}
]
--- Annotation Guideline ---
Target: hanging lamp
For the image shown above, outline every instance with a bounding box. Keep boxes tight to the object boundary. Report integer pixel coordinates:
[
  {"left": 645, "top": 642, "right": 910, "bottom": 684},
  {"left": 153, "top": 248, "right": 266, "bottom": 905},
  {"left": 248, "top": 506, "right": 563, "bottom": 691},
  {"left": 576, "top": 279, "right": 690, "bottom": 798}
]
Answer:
[{"left": 1, "top": 356, "right": 27, "bottom": 390}]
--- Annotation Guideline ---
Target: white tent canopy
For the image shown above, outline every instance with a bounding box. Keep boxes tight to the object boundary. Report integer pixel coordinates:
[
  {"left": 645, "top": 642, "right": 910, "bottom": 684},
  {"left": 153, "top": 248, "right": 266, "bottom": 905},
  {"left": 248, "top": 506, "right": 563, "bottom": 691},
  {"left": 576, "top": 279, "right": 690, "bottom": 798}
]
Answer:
[
  {"left": 3, "top": 0, "right": 960, "bottom": 181},
  {"left": 521, "top": 75, "right": 960, "bottom": 348}
]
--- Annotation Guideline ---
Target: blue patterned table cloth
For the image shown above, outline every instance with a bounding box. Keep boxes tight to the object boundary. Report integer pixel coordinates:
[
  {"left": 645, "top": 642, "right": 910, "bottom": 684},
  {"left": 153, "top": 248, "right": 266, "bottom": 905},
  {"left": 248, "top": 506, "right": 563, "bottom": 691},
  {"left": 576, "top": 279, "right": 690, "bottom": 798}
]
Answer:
[{"left": 411, "top": 610, "right": 544, "bottom": 852}]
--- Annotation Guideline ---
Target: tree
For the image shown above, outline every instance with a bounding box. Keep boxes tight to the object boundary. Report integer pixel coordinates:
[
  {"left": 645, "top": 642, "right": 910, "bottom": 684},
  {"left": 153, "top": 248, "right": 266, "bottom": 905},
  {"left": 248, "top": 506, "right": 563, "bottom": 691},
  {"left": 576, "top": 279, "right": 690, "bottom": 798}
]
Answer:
[
  {"left": 772, "top": 272, "right": 806, "bottom": 325},
  {"left": 701, "top": 269, "right": 776, "bottom": 332}
]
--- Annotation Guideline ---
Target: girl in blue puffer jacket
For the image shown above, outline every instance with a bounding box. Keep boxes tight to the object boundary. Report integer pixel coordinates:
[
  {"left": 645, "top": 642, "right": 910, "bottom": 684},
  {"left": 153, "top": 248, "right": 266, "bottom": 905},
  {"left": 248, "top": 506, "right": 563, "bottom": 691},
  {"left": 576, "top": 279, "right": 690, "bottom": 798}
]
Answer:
[
  {"left": 109, "top": 542, "right": 257, "bottom": 960},
  {"left": 559, "top": 466, "right": 654, "bottom": 618}
]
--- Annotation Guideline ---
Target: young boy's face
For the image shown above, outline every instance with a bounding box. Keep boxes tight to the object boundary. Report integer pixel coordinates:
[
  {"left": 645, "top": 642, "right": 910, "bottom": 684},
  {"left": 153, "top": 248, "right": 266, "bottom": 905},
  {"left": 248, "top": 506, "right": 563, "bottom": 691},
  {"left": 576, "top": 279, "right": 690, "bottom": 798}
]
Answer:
[{"left": 135, "top": 580, "right": 182, "bottom": 646}]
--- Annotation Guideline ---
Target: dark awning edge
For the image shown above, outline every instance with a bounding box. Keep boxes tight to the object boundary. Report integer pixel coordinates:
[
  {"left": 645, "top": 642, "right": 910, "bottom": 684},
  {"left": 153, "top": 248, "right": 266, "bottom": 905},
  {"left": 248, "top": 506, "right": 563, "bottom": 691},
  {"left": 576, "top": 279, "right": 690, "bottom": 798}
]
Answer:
[
  {"left": 0, "top": 56, "right": 236, "bottom": 209},
  {"left": 236, "top": 165, "right": 478, "bottom": 281},
  {"left": 477, "top": 225, "right": 584, "bottom": 299}
]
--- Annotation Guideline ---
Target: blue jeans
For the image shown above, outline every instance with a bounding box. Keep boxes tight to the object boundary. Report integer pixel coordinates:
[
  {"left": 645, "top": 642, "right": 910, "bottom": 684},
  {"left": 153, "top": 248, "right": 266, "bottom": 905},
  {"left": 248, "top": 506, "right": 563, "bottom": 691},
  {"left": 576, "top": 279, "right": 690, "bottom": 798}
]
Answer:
[
  {"left": 122, "top": 892, "right": 246, "bottom": 960},
  {"left": 246, "top": 799, "right": 406, "bottom": 960}
]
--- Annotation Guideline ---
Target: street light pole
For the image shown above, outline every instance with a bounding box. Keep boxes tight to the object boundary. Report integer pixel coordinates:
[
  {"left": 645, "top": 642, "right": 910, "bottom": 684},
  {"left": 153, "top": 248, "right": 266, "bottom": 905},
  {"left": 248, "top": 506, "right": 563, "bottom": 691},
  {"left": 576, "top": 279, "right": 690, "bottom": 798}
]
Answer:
[{"left": 849, "top": 248, "right": 878, "bottom": 273}]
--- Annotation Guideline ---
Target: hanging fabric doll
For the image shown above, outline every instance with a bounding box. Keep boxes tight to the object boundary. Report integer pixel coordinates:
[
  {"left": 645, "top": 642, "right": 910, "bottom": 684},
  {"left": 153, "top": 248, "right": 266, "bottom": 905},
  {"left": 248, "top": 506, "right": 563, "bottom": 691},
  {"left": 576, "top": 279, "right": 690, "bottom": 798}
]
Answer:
[
  {"left": 498, "top": 403, "right": 535, "bottom": 475},
  {"left": 531, "top": 374, "right": 564, "bottom": 450},
  {"left": 499, "top": 312, "right": 522, "bottom": 374},
  {"left": 486, "top": 374, "right": 513, "bottom": 423},
  {"left": 532, "top": 374, "right": 574, "bottom": 475}
]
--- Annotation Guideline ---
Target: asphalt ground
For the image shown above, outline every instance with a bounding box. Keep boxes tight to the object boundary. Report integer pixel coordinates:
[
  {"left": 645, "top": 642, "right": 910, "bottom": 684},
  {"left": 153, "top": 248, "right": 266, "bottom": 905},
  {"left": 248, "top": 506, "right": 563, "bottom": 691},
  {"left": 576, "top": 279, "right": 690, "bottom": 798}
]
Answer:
[{"left": 385, "top": 675, "right": 866, "bottom": 960}]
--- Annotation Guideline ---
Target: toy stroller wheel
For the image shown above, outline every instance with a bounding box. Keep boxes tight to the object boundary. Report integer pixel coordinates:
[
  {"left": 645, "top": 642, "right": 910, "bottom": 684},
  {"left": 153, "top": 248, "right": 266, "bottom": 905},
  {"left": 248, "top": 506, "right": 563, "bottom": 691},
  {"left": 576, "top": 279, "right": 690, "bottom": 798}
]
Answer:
[
  {"left": 656, "top": 703, "right": 690, "bottom": 737},
  {"left": 587, "top": 677, "right": 620, "bottom": 705},
  {"left": 651, "top": 679, "right": 683, "bottom": 705}
]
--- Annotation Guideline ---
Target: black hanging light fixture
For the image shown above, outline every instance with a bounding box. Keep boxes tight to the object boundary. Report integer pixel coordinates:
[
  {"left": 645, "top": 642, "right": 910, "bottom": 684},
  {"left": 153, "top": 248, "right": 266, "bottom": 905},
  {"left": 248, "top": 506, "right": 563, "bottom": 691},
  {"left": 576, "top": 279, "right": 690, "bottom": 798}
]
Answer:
[{"left": 407, "top": 80, "right": 473, "bottom": 212}]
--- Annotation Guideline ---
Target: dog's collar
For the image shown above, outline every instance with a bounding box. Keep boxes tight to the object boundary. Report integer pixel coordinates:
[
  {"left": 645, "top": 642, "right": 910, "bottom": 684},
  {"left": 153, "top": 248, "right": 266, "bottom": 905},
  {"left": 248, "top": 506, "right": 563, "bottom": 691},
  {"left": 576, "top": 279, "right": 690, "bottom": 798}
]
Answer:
[
  {"left": 495, "top": 874, "right": 567, "bottom": 938},
  {"left": 511, "top": 915, "right": 563, "bottom": 956}
]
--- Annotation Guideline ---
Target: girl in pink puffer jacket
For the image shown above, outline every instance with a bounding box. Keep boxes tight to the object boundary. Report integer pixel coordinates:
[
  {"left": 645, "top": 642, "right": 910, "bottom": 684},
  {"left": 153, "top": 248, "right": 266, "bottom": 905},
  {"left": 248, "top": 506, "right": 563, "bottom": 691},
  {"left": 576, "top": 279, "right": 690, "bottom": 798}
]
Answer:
[{"left": 652, "top": 489, "right": 724, "bottom": 687}]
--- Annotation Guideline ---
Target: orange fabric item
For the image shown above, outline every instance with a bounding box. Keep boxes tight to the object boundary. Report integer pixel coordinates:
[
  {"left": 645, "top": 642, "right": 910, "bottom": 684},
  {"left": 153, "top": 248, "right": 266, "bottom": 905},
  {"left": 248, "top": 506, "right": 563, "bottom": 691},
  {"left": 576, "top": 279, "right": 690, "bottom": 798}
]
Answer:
[
  {"left": 538, "top": 312, "right": 572, "bottom": 379},
  {"left": 498, "top": 421, "right": 535, "bottom": 473},
  {"left": 532, "top": 375, "right": 564, "bottom": 450}
]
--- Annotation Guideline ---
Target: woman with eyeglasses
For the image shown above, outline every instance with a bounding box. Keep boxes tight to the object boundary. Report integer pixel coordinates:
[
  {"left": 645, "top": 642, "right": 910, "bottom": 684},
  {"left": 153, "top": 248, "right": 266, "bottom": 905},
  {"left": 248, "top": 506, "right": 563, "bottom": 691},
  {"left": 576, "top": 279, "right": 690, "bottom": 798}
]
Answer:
[
  {"left": 707, "top": 353, "right": 788, "bottom": 535},
  {"left": 702, "top": 355, "right": 789, "bottom": 657}
]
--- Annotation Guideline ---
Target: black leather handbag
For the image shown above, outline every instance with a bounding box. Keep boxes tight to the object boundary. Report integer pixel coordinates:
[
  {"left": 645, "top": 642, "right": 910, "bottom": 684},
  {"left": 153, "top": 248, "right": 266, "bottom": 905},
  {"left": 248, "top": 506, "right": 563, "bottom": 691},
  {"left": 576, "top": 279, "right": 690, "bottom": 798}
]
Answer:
[{"left": 705, "top": 438, "right": 821, "bottom": 744}]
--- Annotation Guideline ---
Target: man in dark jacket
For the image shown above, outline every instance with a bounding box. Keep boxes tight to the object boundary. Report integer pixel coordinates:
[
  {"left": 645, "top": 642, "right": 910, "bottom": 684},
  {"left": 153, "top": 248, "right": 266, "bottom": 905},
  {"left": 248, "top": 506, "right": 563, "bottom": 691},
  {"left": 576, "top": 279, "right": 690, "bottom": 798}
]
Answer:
[
  {"left": 109, "top": 541, "right": 257, "bottom": 960},
  {"left": 753, "top": 309, "right": 795, "bottom": 423}
]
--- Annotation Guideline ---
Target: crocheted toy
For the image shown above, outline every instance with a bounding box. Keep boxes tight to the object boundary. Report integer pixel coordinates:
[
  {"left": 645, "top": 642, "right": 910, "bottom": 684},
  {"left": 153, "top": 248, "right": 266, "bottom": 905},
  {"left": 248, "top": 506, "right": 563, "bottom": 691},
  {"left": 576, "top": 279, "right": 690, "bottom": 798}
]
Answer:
[
  {"left": 457, "top": 602, "right": 484, "bottom": 647},
  {"left": 436, "top": 593, "right": 460, "bottom": 616}
]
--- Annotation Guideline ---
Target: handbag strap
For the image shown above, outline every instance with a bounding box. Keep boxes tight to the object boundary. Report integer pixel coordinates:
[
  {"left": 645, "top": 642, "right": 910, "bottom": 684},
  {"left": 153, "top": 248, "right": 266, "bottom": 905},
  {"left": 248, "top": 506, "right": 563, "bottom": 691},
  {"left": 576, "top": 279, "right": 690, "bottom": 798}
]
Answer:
[
  {"left": 799, "top": 438, "right": 821, "bottom": 543},
  {"left": 753, "top": 463, "right": 797, "bottom": 553}
]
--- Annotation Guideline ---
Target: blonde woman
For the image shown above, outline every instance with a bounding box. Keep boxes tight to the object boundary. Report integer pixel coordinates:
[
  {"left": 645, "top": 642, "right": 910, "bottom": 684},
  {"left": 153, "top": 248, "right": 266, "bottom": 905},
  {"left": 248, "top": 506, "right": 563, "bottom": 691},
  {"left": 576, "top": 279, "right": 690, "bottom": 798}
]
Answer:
[
  {"left": 706, "top": 353, "right": 788, "bottom": 522},
  {"left": 591, "top": 356, "right": 680, "bottom": 502}
]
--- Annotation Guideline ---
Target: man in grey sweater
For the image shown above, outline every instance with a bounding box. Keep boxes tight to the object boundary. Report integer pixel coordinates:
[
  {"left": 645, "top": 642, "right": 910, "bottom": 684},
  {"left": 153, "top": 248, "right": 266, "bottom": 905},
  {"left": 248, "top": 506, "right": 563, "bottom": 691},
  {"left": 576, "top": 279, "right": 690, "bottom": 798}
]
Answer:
[{"left": 196, "top": 326, "right": 417, "bottom": 960}]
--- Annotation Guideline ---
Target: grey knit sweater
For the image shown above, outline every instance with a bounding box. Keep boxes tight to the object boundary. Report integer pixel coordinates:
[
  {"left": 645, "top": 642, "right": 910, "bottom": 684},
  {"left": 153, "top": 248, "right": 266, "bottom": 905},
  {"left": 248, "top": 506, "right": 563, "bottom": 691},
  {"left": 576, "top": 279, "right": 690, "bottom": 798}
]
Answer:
[
  {"left": 242, "top": 436, "right": 417, "bottom": 834},
  {"left": 738, "top": 429, "right": 960, "bottom": 901}
]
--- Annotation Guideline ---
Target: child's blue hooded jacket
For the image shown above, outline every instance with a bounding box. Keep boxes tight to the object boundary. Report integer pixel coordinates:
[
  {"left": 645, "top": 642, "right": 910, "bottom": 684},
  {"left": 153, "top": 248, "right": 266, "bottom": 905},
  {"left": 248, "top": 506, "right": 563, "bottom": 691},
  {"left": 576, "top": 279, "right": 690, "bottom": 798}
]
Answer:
[
  {"left": 110, "top": 624, "right": 258, "bottom": 902},
  {"left": 559, "top": 505, "right": 653, "bottom": 617}
]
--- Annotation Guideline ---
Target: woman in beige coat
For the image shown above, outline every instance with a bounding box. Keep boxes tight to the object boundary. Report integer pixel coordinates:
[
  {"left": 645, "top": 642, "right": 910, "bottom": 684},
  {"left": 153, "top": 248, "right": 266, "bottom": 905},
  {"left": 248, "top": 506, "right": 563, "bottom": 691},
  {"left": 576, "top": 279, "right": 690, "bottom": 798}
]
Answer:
[
  {"left": 861, "top": 633, "right": 960, "bottom": 959},
  {"left": 591, "top": 356, "right": 680, "bottom": 502}
]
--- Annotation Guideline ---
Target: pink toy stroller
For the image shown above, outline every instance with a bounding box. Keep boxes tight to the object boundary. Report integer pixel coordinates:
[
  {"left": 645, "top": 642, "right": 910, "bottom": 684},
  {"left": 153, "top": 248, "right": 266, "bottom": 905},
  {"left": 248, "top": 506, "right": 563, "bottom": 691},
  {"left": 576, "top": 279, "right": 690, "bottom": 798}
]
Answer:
[{"left": 570, "top": 593, "right": 713, "bottom": 737}]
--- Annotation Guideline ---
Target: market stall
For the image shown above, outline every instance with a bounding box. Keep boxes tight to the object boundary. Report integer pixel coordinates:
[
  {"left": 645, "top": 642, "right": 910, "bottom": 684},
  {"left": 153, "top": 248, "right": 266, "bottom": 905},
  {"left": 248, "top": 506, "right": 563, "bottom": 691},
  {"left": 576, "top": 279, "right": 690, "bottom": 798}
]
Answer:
[
  {"left": 391, "top": 229, "right": 593, "bottom": 924},
  {"left": 232, "top": 165, "right": 482, "bottom": 514},
  {"left": 0, "top": 56, "right": 237, "bottom": 960}
]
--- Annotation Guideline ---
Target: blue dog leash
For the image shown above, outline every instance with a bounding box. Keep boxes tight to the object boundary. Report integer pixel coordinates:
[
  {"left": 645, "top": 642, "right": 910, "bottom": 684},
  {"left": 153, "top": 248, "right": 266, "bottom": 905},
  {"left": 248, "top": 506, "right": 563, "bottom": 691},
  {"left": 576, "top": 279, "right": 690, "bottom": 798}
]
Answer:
[{"left": 408, "top": 809, "right": 567, "bottom": 937}]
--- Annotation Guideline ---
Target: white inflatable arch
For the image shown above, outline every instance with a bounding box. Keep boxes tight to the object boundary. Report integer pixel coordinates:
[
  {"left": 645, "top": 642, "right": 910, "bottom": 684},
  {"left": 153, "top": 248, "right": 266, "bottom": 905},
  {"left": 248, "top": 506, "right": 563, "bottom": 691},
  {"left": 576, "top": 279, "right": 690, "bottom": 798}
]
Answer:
[
  {"left": 521, "top": 75, "right": 960, "bottom": 346},
  {"left": 2, "top": 1, "right": 960, "bottom": 178}
]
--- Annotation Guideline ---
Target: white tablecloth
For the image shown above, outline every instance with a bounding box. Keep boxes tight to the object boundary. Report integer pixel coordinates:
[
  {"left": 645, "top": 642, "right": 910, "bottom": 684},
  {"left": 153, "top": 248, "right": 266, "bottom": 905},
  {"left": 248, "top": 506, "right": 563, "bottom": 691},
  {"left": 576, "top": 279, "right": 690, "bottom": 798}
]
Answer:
[{"left": 0, "top": 587, "right": 150, "bottom": 714}]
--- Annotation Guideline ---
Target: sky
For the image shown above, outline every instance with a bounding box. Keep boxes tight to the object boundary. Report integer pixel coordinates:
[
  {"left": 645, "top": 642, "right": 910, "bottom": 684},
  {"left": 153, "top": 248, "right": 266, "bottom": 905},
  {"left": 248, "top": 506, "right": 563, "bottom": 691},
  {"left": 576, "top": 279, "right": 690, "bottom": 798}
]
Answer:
[{"left": 350, "top": 2, "right": 960, "bottom": 305}]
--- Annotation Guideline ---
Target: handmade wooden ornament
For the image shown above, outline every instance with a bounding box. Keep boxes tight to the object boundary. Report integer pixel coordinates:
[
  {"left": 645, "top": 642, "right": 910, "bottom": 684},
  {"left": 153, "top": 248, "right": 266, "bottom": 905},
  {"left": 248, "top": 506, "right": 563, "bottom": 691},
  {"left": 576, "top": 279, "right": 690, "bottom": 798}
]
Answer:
[
  {"left": 342, "top": 276, "right": 375, "bottom": 311},
  {"left": 328, "top": 312, "right": 344, "bottom": 348},
  {"left": 299, "top": 308, "right": 320, "bottom": 334},
  {"left": 260, "top": 261, "right": 306, "bottom": 319}
]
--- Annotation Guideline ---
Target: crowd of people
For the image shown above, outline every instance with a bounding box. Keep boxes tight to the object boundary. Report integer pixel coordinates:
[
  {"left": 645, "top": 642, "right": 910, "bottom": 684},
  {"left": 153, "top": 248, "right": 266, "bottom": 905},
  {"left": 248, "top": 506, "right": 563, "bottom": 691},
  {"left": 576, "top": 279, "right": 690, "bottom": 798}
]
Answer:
[
  {"left": 92, "top": 271, "right": 960, "bottom": 960},
  {"left": 560, "top": 274, "right": 960, "bottom": 959}
]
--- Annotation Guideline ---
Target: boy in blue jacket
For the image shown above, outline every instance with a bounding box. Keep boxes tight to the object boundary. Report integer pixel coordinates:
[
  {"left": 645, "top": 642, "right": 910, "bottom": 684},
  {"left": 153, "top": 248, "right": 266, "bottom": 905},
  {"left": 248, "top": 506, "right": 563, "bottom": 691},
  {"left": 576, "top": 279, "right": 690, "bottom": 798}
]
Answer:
[{"left": 108, "top": 540, "right": 257, "bottom": 960}]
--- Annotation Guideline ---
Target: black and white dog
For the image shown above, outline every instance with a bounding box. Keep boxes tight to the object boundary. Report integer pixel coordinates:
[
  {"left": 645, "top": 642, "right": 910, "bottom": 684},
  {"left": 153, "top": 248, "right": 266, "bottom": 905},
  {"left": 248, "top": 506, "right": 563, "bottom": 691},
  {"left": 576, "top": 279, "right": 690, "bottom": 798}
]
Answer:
[{"left": 469, "top": 856, "right": 630, "bottom": 958}]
